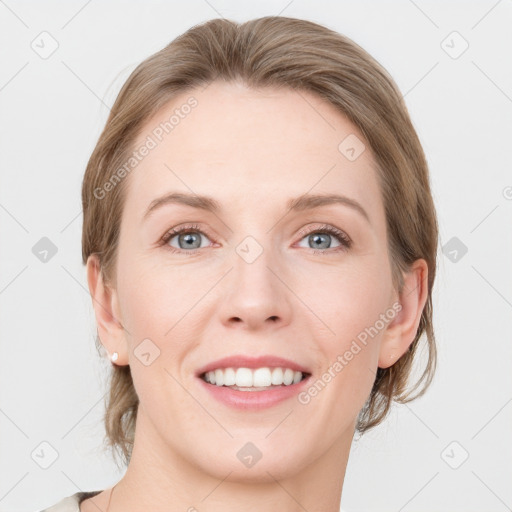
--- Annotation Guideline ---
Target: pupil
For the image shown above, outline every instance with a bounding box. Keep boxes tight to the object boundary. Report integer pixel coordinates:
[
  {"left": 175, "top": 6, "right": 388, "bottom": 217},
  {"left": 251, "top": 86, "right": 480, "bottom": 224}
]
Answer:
[
  {"left": 181, "top": 233, "right": 200, "bottom": 249},
  {"left": 311, "top": 233, "right": 329, "bottom": 249}
]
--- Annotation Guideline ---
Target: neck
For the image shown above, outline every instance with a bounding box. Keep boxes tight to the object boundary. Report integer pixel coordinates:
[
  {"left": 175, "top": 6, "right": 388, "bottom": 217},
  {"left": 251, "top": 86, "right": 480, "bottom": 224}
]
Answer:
[{"left": 110, "top": 409, "right": 354, "bottom": 512}]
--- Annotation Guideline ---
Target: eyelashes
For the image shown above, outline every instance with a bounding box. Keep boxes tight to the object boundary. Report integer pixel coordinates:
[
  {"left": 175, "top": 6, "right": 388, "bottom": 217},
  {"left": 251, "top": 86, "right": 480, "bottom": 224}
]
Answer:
[
  {"left": 295, "top": 224, "right": 352, "bottom": 252},
  {"left": 159, "top": 223, "right": 210, "bottom": 256},
  {"left": 159, "top": 222, "right": 352, "bottom": 256}
]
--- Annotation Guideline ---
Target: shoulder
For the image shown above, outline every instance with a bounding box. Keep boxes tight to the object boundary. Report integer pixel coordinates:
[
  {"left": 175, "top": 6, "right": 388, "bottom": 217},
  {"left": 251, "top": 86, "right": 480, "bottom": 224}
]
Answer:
[{"left": 38, "top": 490, "right": 103, "bottom": 512}]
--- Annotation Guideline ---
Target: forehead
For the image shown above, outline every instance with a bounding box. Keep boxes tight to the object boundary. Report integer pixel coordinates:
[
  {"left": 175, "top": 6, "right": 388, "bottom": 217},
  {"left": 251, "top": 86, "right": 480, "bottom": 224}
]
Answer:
[{"left": 126, "top": 81, "right": 383, "bottom": 224}]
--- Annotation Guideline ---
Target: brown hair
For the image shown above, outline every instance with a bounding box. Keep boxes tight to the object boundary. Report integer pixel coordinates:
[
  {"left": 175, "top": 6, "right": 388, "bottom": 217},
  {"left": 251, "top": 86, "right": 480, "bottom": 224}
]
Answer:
[{"left": 82, "top": 16, "right": 438, "bottom": 468}]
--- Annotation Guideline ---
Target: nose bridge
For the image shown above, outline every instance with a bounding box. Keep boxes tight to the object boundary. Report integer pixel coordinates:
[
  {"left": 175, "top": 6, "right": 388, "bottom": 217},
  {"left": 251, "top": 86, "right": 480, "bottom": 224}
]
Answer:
[
  {"left": 227, "top": 209, "right": 279, "bottom": 279},
  {"left": 232, "top": 231, "right": 280, "bottom": 295},
  {"left": 219, "top": 229, "right": 292, "bottom": 328}
]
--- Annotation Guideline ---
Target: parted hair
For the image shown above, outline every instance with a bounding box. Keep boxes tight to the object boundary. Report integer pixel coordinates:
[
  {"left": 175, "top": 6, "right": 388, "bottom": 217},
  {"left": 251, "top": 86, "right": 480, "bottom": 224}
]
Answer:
[{"left": 82, "top": 16, "right": 439, "bottom": 468}]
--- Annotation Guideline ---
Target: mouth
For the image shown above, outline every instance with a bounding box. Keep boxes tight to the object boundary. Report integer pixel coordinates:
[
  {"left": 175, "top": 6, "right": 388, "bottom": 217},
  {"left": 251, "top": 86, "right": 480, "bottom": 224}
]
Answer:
[
  {"left": 196, "top": 368, "right": 312, "bottom": 410},
  {"left": 198, "top": 368, "right": 312, "bottom": 391},
  {"left": 194, "top": 355, "right": 313, "bottom": 408}
]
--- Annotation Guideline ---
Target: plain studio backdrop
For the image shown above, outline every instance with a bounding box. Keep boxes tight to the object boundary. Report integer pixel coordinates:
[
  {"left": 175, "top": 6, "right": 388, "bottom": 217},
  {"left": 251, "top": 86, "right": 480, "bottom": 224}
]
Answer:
[{"left": 0, "top": 1, "right": 511, "bottom": 511}]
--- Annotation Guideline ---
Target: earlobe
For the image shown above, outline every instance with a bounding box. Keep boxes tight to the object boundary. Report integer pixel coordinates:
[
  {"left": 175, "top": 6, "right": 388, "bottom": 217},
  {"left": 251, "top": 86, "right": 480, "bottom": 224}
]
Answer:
[
  {"left": 86, "top": 254, "right": 128, "bottom": 365},
  {"left": 378, "top": 259, "right": 429, "bottom": 369}
]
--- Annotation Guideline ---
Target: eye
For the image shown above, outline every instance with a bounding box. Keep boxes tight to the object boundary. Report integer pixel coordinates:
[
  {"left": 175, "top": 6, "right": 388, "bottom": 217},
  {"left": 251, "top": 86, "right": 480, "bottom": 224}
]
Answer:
[
  {"left": 160, "top": 223, "right": 213, "bottom": 255},
  {"left": 296, "top": 224, "right": 352, "bottom": 254},
  {"left": 159, "top": 222, "right": 352, "bottom": 256}
]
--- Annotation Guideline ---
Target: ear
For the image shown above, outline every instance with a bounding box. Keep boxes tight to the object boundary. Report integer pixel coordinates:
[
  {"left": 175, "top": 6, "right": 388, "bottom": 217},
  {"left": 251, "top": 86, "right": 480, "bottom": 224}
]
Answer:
[
  {"left": 378, "top": 258, "right": 429, "bottom": 368},
  {"left": 86, "top": 254, "right": 129, "bottom": 366}
]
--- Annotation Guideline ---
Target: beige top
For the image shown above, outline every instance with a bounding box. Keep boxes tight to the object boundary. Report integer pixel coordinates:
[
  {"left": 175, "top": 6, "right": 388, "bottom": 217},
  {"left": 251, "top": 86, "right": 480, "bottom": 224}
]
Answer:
[{"left": 39, "top": 491, "right": 103, "bottom": 512}]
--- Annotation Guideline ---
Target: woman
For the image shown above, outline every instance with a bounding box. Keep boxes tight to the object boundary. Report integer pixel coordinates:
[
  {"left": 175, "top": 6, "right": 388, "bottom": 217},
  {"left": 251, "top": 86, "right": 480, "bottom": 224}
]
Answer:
[{"left": 41, "top": 15, "right": 437, "bottom": 512}]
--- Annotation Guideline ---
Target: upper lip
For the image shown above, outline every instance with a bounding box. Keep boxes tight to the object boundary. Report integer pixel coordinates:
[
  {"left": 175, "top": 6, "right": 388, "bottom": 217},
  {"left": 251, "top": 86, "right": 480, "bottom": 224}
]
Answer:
[{"left": 195, "top": 355, "right": 311, "bottom": 377}]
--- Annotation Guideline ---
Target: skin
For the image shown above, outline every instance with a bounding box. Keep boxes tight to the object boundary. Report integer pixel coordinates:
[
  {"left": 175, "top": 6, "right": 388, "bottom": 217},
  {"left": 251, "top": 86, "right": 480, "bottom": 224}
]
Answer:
[{"left": 83, "top": 80, "right": 428, "bottom": 512}]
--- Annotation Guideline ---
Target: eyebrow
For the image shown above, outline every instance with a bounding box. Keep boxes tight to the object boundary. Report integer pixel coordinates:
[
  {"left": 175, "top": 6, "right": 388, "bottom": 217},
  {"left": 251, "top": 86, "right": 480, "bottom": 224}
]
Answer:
[{"left": 143, "top": 191, "right": 370, "bottom": 224}]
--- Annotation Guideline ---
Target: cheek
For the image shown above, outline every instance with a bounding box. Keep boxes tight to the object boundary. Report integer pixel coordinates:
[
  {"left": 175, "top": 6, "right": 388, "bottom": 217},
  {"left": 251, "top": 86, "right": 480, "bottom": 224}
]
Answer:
[
  {"left": 297, "top": 260, "right": 391, "bottom": 342},
  {"left": 116, "top": 253, "right": 202, "bottom": 334},
  {"left": 116, "top": 262, "right": 197, "bottom": 413}
]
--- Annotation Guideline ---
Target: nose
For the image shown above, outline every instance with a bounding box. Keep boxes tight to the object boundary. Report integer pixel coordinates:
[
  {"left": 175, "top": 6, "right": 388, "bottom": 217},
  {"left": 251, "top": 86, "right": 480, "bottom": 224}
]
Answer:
[{"left": 218, "top": 239, "right": 293, "bottom": 331}]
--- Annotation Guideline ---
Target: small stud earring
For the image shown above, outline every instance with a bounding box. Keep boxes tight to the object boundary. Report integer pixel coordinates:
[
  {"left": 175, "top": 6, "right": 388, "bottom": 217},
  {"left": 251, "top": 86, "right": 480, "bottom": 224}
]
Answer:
[{"left": 111, "top": 352, "right": 119, "bottom": 362}]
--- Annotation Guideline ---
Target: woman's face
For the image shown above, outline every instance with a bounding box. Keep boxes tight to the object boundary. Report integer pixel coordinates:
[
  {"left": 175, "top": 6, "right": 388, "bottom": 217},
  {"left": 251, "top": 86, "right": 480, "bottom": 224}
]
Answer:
[{"left": 108, "top": 81, "right": 403, "bottom": 480}]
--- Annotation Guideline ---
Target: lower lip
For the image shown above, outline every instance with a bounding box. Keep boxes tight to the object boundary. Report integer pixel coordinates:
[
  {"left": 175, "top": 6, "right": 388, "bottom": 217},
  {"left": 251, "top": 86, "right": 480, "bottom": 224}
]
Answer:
[{"left": 197, "top": 375, "right": 311, "bottom": 410}]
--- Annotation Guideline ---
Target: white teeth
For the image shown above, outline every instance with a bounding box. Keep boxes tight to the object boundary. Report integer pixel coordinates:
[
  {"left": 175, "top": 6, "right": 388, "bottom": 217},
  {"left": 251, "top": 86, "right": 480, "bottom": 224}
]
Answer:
[
  {"left": 236, "top": 367, "right": 254, "bottom": 387},
  {"left": 214, "top": 369, "right": 224, "bottom": 386},
  {"left": 271, "top": 367, "right": 283, "bottom": 385},
  {"left": 223, "top": 367, "right": 236, "bottom": 386},
  {"left": 292, "top": 370, "right": 302, "bottom": 384},
  {"left": 203, "top": 367, "right": 306, "bottom": 387},
  {"left": 283, "top": 368, "right": 294, "bottom": 385},
  {"left": 253, "top": 368, "right": 272, "bottom": 387}
]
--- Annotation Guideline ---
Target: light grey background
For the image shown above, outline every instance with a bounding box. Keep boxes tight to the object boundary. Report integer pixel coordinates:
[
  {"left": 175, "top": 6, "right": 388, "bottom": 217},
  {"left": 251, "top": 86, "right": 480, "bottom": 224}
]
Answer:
[{"left": 1, "top": 1, "right": 511, "bottom": 511}]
